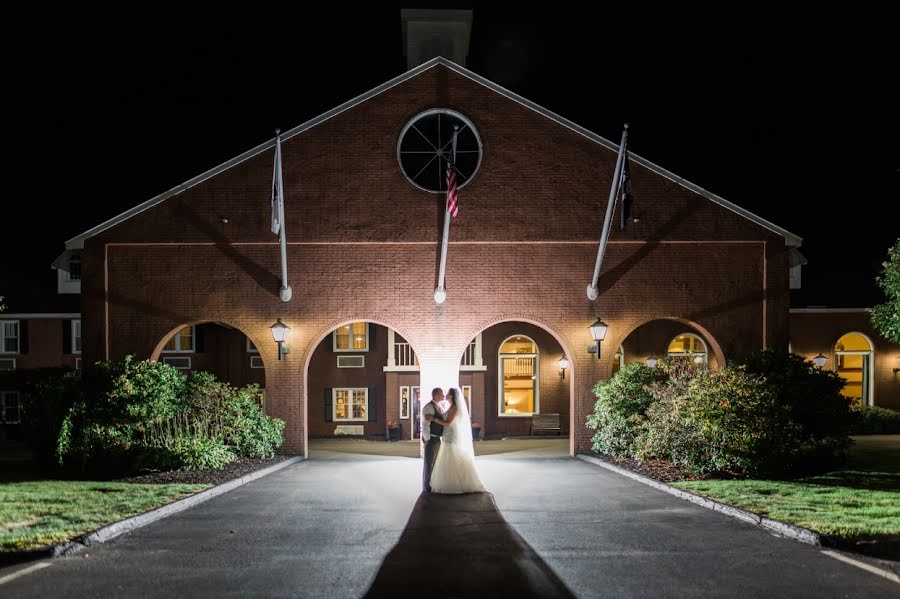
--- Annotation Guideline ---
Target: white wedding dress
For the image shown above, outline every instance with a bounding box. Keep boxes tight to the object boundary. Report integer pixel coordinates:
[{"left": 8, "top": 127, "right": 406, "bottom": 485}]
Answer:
[{"left": 430, "top": 389, "right": 486, "bottom": 494}]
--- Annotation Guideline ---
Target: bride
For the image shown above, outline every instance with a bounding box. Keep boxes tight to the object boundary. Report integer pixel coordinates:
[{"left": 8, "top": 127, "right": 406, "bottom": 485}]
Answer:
[{"left": 429, "top": 388, "right": 486, "bottom": 494}]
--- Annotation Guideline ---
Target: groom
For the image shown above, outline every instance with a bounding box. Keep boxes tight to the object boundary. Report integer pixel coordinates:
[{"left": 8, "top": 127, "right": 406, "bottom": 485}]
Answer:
[{"left": 421, "top": 387, "right": 447, "bottom": 493}]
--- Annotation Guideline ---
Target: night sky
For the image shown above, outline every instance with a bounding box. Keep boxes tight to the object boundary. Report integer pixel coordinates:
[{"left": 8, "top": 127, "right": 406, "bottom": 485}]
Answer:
[{"left": 3, "top": 5, "right": 897, "bottom": 309}]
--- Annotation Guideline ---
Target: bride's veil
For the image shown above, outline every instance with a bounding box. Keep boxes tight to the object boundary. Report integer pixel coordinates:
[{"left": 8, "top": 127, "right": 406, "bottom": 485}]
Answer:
[{"left": 448, "top": 388, "right": 475, "bottom": 456}]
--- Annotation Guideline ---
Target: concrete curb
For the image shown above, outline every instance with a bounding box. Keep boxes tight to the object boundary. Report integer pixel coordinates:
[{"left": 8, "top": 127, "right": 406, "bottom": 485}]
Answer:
[
  {"left": 1, "top": 456, "right": 304, "bottom": 567},
  {"left": 576, "top": 454, "right": 822, "bottom": 546}
]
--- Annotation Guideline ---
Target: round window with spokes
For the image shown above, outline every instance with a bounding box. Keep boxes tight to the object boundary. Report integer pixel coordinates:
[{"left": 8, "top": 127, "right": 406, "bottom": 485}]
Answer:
[{"left": 397, "top": 109, "right": 482, "bottom": 193}]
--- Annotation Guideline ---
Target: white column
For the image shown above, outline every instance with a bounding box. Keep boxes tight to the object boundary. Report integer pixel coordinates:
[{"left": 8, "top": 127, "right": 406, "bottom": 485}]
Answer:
[
  {"left": 387, "top": 328, "right": 396, "bottom": 368},
  {"left": 475, "top": 333, "right": 483, "bottom": 367}
]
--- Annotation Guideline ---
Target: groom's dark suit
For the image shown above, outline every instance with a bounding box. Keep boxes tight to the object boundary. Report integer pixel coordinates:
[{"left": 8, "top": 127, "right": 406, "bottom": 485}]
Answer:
[{"left": 422, "top": 399, "right": 446, "bottom": 493}]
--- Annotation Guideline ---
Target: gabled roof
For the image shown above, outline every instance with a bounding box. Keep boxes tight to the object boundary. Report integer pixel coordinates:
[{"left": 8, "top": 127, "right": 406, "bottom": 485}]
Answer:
[{"left": 64, "top": 57, "right": 802, "bottom": 251}]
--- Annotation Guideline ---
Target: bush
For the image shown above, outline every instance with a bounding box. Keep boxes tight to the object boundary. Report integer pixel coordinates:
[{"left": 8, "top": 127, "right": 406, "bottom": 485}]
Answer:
[
  {"left": 586, "top": 351, "right": 854, "bottom": 478},
  {"left": 586, "top": 363, "right": 667, "bottom": 456},
  {"left": 851, "top": 406, "right": 900, "bottom": 434},
  {"left": 181, "top": 372, "right": 284, "bottom": 459},
  {"left": 57, "top": 356, "right": 186, "bottom": 466},
  {"left": 55, "top": 357, "right": 284, "bottom": 472},
  {"left": 736, "top": 349, "right": 852, "bottom": 461},
  {"left": 636, "top": 360, "right": 798, "bottom": 477}
]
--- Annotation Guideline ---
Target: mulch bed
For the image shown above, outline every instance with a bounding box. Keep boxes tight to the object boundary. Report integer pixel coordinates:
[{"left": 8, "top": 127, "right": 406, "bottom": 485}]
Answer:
[
  {"left": 115, "top": 455, "right": 291, "bottom": 486},
  {"left": 592, "top": 452, "right": 704, "bottom": 483}
]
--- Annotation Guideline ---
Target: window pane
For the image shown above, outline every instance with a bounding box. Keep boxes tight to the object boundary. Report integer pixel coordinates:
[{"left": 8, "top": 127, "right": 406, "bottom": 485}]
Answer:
[
  {"left": 499, "top": 336, "right": 536, "bottom": 354},
  {"left": 3, "top": 322, "right": 19, "bottom": 353},
  {"left": 73, "top": 321, "right": 82, "bottom": 353},
  {"left": 163, "top": 336, "right": 177, "bottom": 351},
  {"left": 335, "top": 390, "right": 349, "bottom": 419},
  {"left": 68, "top": 259, "right": 81, "bottom": 281},
  {"left": 352, "top": 389, "right": 367, "bottom": 419},
  {"left": 352, "top": 323, "right": 367, "bottom": 349},
  {"left": 501, "top": 357, "right": 535, "bottom": 414},
  {"left": 335, "top": 325, "right": 350, "bottom": 350},
  {"left": 178, "top": 327, "right": 193, "bottom": 351}
]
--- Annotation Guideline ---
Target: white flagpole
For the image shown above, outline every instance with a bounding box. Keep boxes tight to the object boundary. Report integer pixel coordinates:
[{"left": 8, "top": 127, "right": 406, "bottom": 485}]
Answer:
[
  {"left": 275, "top": 130, "right": 292, "bottom": 302},
  {"left": 434, "top": 125, "right": 459, "bottom": 304},
  {"left": 587, "top": 123, "right": 628, "bottom": 301}
]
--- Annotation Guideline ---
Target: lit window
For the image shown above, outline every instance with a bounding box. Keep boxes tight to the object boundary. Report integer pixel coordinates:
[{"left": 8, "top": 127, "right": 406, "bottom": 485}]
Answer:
[
  {"left": 499, "top": 335, "right": 539, "bottom": 416},
  {"left": 1, "top": 391, "right": 20, "bottom": 424},
  {"left": 1, "top": 321, "right": 19, "bottom": 354},
  {"left": 72, "top": 320, "right": 82, "bottom": 354},
  {"left": 667, "top": 333, "right": 708, "bottom": 367},
  {"left": 834, "top": 332, "right": 874, "bottom": 407},
  {"left": 333, "top": 388, "right": 368, "bottom": 421},
  {"left": 163, "top": 326, "right": 195, "bottom": 352},
  {"left": 334, "top": 322, "right": 368, "bottom": 351}
]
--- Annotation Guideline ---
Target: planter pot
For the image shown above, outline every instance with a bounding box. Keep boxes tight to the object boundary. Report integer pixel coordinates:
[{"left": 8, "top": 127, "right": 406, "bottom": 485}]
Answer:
[
  {"left": 387, "top": 426, "right": 402, "bottom": 442},
  {"left": 472, "top": 427, "right": 481, "bottom": 441}
]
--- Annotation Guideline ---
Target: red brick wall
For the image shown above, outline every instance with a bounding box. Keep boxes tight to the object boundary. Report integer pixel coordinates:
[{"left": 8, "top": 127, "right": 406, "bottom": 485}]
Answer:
[
  {"left": 790, "top": 311, "right": 900, "bottom": 410},
  {"left": 0, "top": 317, "right": 79, "bottom": 370},
  {"left": 79, "top": 64, "right": 791, "bottom": 456}
]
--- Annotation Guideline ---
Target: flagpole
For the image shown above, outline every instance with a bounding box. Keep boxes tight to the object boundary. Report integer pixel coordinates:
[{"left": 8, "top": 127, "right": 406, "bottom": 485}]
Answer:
[
  {"left": 587, "top": 123, "right": 628, "bottom": 301},
  {"left": 434, "top": 125, "right": 459, "bottom": 304},
  {"left": 276, "top": 130, "right": 292, "bottom": 302}
]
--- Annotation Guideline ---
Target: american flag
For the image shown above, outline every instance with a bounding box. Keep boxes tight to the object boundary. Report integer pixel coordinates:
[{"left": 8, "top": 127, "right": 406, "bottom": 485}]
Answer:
[
  {"left": 446, "top": 157, "right": 459, "bottom": 218},
  {"left": 619, "top": 148, "right": 632, "bottom": 230}
]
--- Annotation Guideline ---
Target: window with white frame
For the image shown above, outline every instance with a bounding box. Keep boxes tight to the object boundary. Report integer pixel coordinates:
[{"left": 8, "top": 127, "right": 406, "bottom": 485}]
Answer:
[
  {"left": 1, "top": 321, "right": 19, "bottom": 354},
  {"left": 333, "top": 322, "right": 368, "bottom": 351},
  {"left": 667, "top": 333, "right": 707, "bottom": 367},
  {"left": 498, "top": 335, "right": 539, "bottom": 416},
  {"left": 1, "top": 391, "right": 20, "bottom": 424},
  {"left": 72, "top": 320, "right": 82, "bottom": 354},
  {"left": 163, "top": 326, "right": 195, "bottom": 352},
  {"left": 333, "top": 388, "right": 368, "bottom": 421},
  {"left": 67, "top": 256, "right": 81, "bottom": 281}
]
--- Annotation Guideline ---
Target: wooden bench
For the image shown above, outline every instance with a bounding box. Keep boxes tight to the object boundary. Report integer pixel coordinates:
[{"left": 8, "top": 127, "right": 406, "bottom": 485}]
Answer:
[{"left": 530, "top": 413, "right": 561, "bottom": 436}]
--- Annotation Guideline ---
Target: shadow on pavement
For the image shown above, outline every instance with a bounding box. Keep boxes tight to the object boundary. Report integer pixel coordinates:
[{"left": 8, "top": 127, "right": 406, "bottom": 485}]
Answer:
[{"left": 365, "top": 492, "right": 575, "bottom": 598}]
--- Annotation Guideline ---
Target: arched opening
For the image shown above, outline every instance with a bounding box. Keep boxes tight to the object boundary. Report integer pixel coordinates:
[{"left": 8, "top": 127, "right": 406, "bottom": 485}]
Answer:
[
  {"left": 834, "top": 332, "right": 874, "bottom": 407},
  {"left": 619, "top": 319, "right": 721, "bottom": 370},
  {"left": 151, "top": 322, "right": 267, "bottom": 403},
  {"left": 460, "top": 320, "right": 572, "bottom": 441},
  {"left": 667, "top": 333, "right": 709, "bottom": 367}
]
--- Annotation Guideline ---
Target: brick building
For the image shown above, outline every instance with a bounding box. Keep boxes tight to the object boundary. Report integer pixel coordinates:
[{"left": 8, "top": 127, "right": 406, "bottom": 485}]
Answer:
[{"left": 55, "top": 34, "right": 811, "bottom": 456}]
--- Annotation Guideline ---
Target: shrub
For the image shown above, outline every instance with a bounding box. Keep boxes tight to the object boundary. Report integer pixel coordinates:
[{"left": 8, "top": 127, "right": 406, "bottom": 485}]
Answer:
[
  {"left": 636, "top": 360, "right": 797, "bottom": 477},
  {"left": 182, "top": 372, "right": 284, "bottom": 459},
  {"left": 56, "top": 357, "right": 284, "bottom": 472},
  {"left": 56, "top": 357, "right": 186, "bottom": 466},
  {"left": 736, "top": 349, "right": 852, "bottom": 461},
  {"left": 850, "top": 406, "right": 900, "bottom": 434},
  {"left": 586, "top": 362, "right": 667, "bottom": 456}
]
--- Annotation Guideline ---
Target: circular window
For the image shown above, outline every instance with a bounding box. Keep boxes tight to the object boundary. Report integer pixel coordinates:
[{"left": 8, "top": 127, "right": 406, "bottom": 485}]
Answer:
[{"left": 397, "top": 109, "right": 482, "bottom": 193}]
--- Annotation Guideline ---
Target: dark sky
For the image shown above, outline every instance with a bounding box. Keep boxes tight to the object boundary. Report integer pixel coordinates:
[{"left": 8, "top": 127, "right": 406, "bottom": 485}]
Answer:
[{"left": 3, "top": 5, "right": 898, "bottom": 309}]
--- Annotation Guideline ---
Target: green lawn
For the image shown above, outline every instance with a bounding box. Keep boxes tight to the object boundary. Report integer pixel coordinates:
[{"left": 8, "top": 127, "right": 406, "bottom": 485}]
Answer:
[
  {"left": 0, "top": 481, "right": 209, "bottom": 550},
  {"left": 674, "top": 435, "right": 900, "bottom": 539}
]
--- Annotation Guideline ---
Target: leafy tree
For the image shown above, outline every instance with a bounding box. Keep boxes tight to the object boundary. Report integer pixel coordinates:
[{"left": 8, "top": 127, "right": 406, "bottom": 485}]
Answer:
[{"left": 871, "top": 238, "right": 900, "bottom": 344}]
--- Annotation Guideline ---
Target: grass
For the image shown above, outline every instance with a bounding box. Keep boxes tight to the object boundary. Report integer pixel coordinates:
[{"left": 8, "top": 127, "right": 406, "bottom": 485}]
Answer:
[
  {"left": 0, "top": 481, "right": 209, "bottom": 550},
  {"left": 674, "top": 435, "right": 900, "bottom": 539}
]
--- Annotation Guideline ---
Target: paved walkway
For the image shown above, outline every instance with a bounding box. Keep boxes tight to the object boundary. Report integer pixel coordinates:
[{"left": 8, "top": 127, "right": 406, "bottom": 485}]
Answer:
[{"left": 2, "top": 442, "right": 897, "bottom": 597}]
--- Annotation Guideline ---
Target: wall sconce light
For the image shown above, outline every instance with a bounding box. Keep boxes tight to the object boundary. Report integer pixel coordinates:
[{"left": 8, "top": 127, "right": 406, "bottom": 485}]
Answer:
[
  {"left": 588, "top": 318, "right": 609, "bottom": 359},
  {"left": 813, "top": 353, "right": 827, "bottom": 368},
  {"left": 558, "top": 357, "right": 569, "bottom": 379},
  {"left": 646, "top": 355, "right": 658, "bottom": 368},
  {"left": 893, "top": 356, "right": 900, "bottom": 374},
  {"left": 270, "top": 319, "right": 290, "bottom": 361}
]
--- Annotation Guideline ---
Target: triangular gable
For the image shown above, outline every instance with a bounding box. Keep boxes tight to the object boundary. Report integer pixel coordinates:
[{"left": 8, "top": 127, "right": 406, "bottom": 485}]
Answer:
[{"left": 64, "top": 57, "right": 802, "bottom": 251}]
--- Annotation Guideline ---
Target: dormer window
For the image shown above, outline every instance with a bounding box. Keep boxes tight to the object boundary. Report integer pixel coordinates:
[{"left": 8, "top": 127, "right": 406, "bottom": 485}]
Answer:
[{"left": 67, "top": 256, "right": 81, "bottom": 281}]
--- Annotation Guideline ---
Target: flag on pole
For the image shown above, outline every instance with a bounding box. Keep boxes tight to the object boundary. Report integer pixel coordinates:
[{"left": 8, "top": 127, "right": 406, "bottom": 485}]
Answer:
[
  {"left": 619, "top": 148, "right": 632, "bottom": 230},
  {"left": 446, "top": 157, "right": 459, "bottom": 219},
  {"left": 271, "top": 134, "right": 283, "bottom": 235}
]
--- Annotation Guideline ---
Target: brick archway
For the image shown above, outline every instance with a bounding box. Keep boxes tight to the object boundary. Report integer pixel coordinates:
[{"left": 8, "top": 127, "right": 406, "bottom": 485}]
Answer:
[
  {"left": 610, "top": 316, "right": 727, "bottom": 369},
  {"left": 302, "top": 317, "right": 426, "bottom": 458},
  {"left": 462, "top": 315, "right": 579, "bottom": 455}
]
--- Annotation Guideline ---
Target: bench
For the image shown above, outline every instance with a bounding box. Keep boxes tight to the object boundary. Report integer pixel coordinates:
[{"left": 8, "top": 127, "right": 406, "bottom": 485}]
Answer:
[
  {"left": 334, "top": 425, "right": 365, "bottom": 436},
  {"left": 530, "top": 413, "right": 561, "bottom": 436}
]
